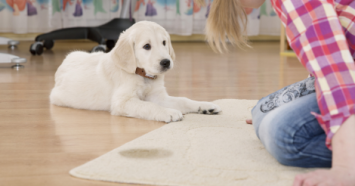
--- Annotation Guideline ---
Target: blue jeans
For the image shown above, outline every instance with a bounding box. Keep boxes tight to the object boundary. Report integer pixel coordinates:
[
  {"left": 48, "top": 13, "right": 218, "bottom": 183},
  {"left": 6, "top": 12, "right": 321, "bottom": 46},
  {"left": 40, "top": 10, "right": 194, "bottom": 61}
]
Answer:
[{"left": 252, "top": 77, "right": 332, "bottom": 168}]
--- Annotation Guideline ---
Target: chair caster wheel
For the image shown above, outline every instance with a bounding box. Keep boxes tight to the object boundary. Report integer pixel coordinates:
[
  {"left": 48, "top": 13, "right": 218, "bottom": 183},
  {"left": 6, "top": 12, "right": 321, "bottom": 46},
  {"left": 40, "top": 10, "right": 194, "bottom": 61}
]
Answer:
[
  {"left": 106, "top": 40, "right": 116, "bottom": 51},
  {"left": 91, "top": 45, "right": 107, "bottom": 53},
  {"left": 43, "top": 40, "right": 54, "bottom": 50},
  {"left": 11, "top": 57, "right": 27, "bottom": 70},
  {"left": 30, "top": 42, "right": 44, "bottom": 55}
]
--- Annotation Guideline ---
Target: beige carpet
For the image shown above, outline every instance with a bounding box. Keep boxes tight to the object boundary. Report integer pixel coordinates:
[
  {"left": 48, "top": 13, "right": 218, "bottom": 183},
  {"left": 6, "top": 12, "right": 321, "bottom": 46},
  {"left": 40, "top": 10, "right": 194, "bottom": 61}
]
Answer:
[{"left": 70, "top": 99, "right": 311, "bottom": 186}]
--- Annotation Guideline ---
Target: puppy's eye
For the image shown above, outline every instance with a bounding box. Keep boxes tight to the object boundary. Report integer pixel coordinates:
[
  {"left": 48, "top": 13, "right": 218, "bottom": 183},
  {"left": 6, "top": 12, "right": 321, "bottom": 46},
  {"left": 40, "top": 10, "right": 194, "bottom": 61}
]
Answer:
[
  {"left": 143, "top": 44, "right": 151, "bottom": 50},
  {"left": 163, "top": 40, "right": 166, "bottom": 46}
]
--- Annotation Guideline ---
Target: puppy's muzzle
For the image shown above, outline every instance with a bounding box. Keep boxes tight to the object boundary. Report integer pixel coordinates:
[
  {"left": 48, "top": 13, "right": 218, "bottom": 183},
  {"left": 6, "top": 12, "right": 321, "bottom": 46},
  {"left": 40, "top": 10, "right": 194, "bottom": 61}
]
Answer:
[{"left": 160, "top": 59, "right": 170, "bottom": 70}]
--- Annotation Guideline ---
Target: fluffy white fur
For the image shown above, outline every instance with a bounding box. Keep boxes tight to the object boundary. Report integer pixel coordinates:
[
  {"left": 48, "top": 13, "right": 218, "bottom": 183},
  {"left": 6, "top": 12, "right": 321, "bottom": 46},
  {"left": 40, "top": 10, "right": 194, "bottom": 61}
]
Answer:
[{"left": 50, "top": 21, "right": 221, "bottom": 122}]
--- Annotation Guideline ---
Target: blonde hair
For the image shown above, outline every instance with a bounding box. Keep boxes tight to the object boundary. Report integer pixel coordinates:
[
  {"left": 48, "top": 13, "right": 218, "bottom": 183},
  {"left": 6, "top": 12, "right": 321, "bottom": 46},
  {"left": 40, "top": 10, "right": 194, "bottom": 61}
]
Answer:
[{"left": 195, "top": 0, "right": 249, "bottom": 53}]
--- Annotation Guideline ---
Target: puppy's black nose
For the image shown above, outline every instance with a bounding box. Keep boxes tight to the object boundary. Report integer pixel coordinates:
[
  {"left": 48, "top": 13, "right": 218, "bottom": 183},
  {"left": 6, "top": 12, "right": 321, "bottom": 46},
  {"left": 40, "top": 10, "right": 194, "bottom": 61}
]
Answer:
[{"left": 160, "top": 59, "right": 170, "bottom": 68}]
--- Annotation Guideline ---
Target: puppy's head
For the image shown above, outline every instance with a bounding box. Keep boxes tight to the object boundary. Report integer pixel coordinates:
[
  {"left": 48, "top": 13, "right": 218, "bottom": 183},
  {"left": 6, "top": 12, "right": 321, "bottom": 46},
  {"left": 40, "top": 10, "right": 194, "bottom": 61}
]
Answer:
[{"left": 110, "top": 21, "right": 175, "bottom": 75}]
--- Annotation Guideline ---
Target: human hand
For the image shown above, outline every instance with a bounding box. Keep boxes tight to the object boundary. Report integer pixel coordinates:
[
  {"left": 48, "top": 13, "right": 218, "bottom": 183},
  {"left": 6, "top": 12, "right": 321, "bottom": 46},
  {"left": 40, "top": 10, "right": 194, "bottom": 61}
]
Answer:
[{"left": 293, "top": 167, "right": 355, "bottom": 186}]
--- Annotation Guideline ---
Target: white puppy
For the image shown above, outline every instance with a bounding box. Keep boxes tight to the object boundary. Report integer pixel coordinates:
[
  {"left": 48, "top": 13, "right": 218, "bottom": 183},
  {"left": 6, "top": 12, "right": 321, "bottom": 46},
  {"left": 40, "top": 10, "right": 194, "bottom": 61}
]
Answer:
[{"left": 50, "top": 21, "right": 221, "bottom": 122}]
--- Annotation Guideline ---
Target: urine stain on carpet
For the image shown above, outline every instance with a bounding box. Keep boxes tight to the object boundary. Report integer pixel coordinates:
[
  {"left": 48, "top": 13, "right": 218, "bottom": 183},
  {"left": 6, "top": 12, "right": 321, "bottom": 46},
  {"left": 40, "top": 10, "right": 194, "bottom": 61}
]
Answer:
[{"left": 119, "top": 148, "right": 172, "bottom": 159}]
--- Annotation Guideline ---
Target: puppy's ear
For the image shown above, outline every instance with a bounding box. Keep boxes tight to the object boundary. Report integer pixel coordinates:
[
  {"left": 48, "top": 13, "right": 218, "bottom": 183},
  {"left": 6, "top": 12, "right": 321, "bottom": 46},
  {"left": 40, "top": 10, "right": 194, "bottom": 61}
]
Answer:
[
  {"left": 110, "top": 31, "right": 136, "bottom": 74},
  {"left": 167, "top": 37, "right": 175, "bottom": 61}
]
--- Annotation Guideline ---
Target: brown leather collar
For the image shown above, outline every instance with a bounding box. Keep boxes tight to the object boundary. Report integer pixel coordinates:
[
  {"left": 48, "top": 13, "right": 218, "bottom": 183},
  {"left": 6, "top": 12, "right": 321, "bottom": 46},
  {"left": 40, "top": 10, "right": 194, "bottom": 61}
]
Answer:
[{"left": 135, "top": 67, "right": 157, "bottom": 80}]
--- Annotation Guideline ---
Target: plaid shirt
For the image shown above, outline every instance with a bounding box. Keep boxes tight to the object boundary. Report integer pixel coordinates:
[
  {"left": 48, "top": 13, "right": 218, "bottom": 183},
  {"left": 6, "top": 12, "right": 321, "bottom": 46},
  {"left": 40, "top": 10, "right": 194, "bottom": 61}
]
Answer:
[{"left": 271, "top": 0, "right": 355, "bottom": 149}]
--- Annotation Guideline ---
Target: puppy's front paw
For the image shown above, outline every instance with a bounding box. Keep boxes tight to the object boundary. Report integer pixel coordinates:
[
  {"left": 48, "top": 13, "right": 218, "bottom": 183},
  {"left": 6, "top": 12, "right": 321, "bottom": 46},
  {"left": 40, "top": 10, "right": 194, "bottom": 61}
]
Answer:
[
  {"left": 158, "top": 108, "right": 183, "bottom": 123},
  {"left": 198, "top": 102, "right": 221, "bottom": 115}
]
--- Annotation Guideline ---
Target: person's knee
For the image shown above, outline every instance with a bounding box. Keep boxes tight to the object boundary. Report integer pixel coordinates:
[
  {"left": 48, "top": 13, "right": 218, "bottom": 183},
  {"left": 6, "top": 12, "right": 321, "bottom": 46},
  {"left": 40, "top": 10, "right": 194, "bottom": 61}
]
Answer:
[
  {"left": 258, "top": 108, "right": 302, "bottom": 163},
  {"left": 262, "top": 124, "right": 302, "bottom": 167},
  {"left": 258, "top": 107, "right": 331, "bottom": 168}
]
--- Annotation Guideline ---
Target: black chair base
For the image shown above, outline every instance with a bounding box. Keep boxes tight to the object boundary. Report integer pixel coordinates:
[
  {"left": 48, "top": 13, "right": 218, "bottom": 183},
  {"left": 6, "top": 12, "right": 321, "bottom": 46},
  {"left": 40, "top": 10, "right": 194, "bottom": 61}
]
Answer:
[{"left": 30, "top": 18, "right": 135, "bottom": 55}]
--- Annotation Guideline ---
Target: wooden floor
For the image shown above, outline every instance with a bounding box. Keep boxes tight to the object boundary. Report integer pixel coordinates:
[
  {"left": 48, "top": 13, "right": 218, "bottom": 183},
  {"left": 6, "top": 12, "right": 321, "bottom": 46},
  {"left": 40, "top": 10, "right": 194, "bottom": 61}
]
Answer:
[{"left": 0, "top": 41, "right": 308, "bottom": 186}]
